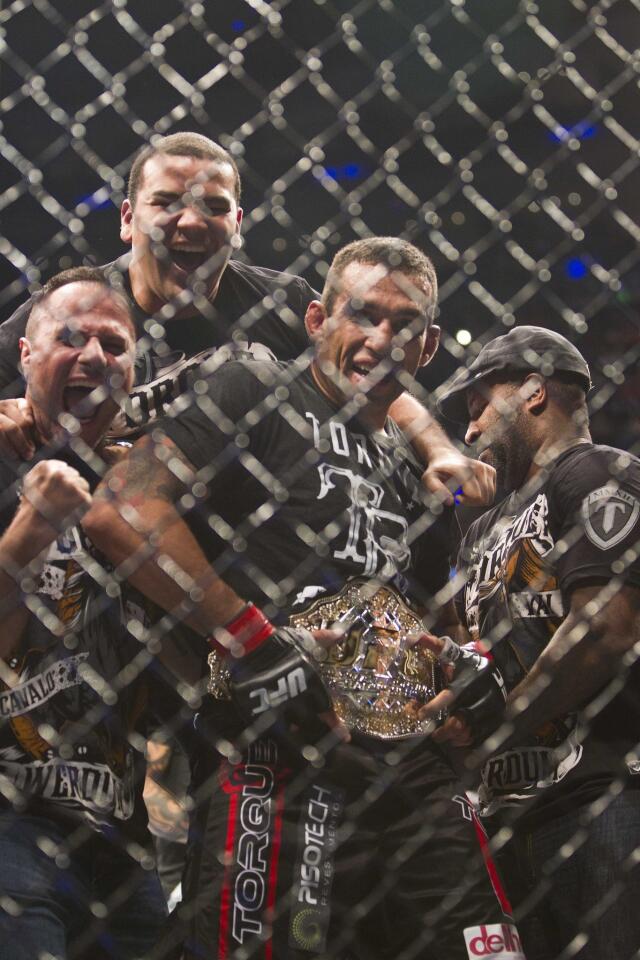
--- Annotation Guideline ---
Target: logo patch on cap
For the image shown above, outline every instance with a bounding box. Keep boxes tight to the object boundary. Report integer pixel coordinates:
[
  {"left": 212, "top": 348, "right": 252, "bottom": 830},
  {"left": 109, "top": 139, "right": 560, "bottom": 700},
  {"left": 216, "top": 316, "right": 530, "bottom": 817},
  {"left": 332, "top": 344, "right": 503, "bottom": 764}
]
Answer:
[{"left": 581, "top": 484, "right": 640, "bottom": 550}]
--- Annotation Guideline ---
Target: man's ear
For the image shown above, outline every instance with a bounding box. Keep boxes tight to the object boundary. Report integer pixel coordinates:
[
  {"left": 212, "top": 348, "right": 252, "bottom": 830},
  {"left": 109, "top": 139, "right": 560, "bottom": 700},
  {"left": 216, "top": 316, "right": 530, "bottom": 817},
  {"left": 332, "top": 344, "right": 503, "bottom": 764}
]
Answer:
[
  {"left": 19, "top": 336, "right": 31, "bottom": 374},
  {"left": 304, "top": 300, "right": 327, "bottom": 341},
  {"left": 521, "top": 373, "right": 547, "bottom": 414},
  {"left": 418, "top": 324, "right": 441, "bottom": 368},
  {"left": 120, "top": 199, "right": 133, "bottom": 245}
]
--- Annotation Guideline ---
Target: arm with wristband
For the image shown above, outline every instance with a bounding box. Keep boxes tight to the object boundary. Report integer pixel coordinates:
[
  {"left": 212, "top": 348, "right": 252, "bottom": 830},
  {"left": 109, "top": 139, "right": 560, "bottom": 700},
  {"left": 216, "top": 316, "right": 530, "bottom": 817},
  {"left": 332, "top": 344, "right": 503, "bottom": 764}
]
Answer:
[{"left": 83, "top": 432, "right": 345, "bottom": 743}]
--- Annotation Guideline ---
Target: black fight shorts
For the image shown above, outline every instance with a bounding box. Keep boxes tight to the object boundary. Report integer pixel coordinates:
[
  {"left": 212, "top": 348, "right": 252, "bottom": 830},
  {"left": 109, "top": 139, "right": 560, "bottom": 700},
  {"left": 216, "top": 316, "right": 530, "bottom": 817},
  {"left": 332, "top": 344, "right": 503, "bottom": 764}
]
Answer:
[{"left": 179, "top": 735, "right": 524, "bottom": 960}]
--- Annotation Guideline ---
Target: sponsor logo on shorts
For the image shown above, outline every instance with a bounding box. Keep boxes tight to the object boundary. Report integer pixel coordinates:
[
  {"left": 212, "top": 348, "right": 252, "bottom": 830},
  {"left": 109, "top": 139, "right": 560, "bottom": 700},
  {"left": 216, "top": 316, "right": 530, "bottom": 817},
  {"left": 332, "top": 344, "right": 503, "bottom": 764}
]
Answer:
[
  {"left": 464, "top": 924, "right": 525, "bottom": 958},
  {"left": 289, "top": 783, "right": 343, "bottom": 952},
  {"left": 220, "top": 740, "right": 286, "bottom": 954}
]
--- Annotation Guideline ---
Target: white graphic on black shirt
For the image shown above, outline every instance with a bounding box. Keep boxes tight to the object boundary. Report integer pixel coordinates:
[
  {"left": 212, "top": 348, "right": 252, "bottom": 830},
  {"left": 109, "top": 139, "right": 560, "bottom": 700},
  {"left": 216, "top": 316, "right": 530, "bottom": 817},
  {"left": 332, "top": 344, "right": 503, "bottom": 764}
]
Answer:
[
  {"left": 115, "top": 339, "right": 278, "bottom": 435},
  {"left": 581, "top": 484, "right": 640, "bottom": 550},
  {"left": 465, "top": 493, "right": 555, "bottom": 639},
  {"left": 0, "top": 655, "right": 88, "bottom": 717},
  {"left": 317, "top": 464, "right": 410, "bottom": 578},
  {"left": 0, "top": 756, "right": 135, "bottom": 821}
]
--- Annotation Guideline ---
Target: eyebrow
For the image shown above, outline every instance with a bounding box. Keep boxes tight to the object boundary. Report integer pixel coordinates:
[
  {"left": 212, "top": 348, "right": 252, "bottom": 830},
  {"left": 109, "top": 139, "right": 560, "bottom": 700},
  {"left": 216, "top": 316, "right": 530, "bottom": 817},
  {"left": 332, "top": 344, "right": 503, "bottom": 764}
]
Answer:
[{"left": 150, "top": 190, "right": 181, "bottom": 201}]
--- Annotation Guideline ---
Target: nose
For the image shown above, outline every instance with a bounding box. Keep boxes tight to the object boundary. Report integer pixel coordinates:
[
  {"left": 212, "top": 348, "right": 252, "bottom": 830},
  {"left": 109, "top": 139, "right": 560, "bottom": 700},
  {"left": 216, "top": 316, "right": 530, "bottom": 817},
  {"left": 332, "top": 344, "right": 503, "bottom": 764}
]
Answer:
[
  {"left": 176, "top": 202, "right": 208, "bottom": 232},
  {"left": 365, "top": 319, "right": 395, "bottom": 356},
  {"left": 465, "top": 420, "right": 480, "bottom": 446},
  {"left": 78, "top": 336, "right": 107, "bottom": 371}
]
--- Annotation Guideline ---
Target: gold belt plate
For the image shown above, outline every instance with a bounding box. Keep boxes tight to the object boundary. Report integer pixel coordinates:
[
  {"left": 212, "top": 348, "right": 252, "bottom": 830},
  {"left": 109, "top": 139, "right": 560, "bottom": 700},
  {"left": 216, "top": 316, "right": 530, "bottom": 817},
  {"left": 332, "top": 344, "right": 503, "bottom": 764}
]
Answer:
[{"left": 289, "top": 578, "right": 443, "bottom": 740}]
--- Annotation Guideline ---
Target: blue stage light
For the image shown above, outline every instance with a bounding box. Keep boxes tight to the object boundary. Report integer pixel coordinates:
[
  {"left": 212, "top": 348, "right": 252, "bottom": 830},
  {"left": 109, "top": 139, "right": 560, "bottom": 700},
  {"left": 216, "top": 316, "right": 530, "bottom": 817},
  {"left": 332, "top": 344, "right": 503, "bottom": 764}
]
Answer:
[
  {"left": 566, "top": 258, "right": 588, "bottom": 279},
  {"left": 549, "top": 121, "right": 598, "bottom": 143}
]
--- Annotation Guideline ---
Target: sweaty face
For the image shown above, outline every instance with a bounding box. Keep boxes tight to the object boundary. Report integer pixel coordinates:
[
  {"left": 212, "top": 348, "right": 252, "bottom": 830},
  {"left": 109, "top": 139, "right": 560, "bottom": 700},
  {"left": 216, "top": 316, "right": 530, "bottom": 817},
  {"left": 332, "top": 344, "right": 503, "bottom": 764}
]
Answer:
[
  {"left": 120, "top": 154, "right": 243, "bottom": 317},
  {"left": 465, "top": 381, "right": 534, "bottom": 492},
  {"left": 21, "top": 283, "right": 136, "bottom": 448},
  {"left": 308, "top": 262, "right": 438, "bottom": 430}
]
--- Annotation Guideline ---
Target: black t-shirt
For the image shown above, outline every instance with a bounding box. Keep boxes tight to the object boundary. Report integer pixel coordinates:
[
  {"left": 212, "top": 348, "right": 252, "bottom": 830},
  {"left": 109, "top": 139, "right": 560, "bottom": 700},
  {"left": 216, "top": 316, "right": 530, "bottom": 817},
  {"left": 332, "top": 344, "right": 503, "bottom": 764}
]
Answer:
[
  {"left": 156, "top": 359, "right": 451, "bottom": 622},
  {"left": 457, "top": 442, "right": 640, "bottom": 827},
  {"left": 0, "top": 258, "right": 315, "bottom": 436},
  {"left": 0, "top": 451, "right": 154, "bottom": 843}
]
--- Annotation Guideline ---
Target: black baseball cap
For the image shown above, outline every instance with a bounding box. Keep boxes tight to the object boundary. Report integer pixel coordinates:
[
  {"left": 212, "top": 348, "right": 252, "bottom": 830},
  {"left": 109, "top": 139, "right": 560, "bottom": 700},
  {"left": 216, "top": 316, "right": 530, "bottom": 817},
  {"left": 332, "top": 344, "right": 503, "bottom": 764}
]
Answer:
[{"left": 438, "top": 325, "right": 592, "bottom": 423}]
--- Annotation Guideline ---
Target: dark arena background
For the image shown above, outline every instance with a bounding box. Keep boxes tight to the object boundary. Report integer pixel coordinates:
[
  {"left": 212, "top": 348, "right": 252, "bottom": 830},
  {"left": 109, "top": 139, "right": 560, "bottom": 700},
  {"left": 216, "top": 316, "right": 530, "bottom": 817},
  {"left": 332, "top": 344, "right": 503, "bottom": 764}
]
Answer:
[{"left": 1, "top": 1, "right": 640, "bottom": 959}]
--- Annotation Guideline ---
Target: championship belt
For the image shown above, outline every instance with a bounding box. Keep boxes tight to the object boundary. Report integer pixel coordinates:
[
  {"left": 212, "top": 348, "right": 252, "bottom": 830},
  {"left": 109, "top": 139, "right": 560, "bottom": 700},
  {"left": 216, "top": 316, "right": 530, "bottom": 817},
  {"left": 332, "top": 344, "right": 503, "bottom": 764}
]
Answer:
[{"left": 207, "top": 579, "right": 444, "bottom": 740}]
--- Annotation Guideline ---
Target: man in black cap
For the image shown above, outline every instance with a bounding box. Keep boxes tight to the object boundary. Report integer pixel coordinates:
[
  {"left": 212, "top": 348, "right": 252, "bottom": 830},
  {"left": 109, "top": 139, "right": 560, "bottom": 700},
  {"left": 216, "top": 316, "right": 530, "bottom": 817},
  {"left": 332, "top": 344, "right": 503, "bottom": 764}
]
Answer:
[{"left": 422, "top": 326, "right": 640, "bottom": 959}]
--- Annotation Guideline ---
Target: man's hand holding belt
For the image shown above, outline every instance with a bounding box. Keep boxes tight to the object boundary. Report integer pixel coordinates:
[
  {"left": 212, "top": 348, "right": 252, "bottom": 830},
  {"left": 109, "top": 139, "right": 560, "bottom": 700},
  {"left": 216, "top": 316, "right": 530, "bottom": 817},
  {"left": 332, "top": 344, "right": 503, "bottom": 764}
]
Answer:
[
  {"left": 417, "top": 634, "right": 507, "bottom": 747},
  {"left": 209, "top": 604, "right": 349, "bottom": 746}
]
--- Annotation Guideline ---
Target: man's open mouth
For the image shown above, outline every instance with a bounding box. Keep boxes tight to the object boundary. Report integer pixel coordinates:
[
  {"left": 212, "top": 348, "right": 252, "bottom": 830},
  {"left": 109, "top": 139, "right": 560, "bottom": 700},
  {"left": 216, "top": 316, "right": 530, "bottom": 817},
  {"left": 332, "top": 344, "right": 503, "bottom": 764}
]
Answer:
[
  {"left": 351, "top": 362, "right": 395, "bottom": 385},
  {"left": 169, "top": 248, "right": 208, "bottom": 274},
  {"left": 63, "top": 385, "right": 103, "bottom": 422}
]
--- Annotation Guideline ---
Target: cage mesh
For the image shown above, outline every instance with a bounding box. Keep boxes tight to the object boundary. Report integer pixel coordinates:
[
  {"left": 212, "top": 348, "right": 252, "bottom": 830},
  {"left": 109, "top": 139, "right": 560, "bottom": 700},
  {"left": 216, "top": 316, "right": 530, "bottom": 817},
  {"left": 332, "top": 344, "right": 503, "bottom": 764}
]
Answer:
[{"left": 0, "top": 1, "right": 639, "bottom": 958}]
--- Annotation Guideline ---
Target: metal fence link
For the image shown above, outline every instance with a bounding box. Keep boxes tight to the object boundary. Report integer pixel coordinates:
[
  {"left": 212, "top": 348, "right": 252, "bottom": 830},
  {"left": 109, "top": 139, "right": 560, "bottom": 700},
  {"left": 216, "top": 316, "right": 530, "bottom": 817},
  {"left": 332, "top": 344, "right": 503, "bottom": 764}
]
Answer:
[{"left": 0, "top": 1, "right": 639, "bottom": 958}]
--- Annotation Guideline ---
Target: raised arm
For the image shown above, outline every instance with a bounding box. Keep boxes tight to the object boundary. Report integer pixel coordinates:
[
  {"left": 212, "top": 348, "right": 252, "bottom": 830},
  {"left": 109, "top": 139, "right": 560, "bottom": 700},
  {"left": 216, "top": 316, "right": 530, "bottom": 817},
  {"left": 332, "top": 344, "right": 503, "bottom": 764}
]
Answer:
[
  {"left": 83, "top": 434, "right": 345, "bottom": 742},
  {"left": 0, "top": 460, "right": 92, "bottom": 659},
  {"left": 389, "top": 392, "right": 495, "bottom": 506}
]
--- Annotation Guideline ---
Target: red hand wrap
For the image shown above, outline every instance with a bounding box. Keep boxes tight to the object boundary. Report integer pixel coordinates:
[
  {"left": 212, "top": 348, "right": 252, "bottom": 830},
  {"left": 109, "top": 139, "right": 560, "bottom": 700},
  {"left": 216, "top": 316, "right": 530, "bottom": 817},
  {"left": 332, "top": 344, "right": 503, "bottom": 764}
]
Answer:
[{"left": 209, "top": 604, "right": 274, "bottom": 655}]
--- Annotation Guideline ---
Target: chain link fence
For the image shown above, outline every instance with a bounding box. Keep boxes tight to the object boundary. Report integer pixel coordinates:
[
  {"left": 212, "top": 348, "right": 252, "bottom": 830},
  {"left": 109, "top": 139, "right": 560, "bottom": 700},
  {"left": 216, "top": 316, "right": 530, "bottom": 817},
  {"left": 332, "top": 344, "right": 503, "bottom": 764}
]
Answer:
[{"left": 1, "top": 1, "right": 639, "bottom": 958}]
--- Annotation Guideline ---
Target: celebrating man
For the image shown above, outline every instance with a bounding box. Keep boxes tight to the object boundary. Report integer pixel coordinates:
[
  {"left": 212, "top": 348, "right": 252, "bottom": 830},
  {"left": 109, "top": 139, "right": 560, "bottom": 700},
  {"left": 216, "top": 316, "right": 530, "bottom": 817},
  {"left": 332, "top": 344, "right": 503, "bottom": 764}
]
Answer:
[
  {"left": 0, "top": 267, "right": 169, "bottom": 958},
  {"left": 83, "top": 238, "right": 521, "bottom": 960},
  {"left": 430, "top": 326, "right": 640, "bottom": 959}
]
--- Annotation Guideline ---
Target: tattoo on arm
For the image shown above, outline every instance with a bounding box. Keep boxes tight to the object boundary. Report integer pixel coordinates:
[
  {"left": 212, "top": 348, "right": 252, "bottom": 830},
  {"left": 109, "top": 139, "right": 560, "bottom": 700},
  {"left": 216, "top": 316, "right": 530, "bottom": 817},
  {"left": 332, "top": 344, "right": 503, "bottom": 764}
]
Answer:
[{"left": 95, "top": 434, "right": 195, "bottom": 506}]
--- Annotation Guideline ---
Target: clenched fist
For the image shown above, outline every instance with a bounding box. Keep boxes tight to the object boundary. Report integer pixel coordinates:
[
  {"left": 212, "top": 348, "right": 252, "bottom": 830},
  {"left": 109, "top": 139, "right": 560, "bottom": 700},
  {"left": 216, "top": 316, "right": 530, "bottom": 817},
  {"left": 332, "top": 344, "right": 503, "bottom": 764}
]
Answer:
[{"left": 22, "top": 460, "right": 92, "bottom": 533}]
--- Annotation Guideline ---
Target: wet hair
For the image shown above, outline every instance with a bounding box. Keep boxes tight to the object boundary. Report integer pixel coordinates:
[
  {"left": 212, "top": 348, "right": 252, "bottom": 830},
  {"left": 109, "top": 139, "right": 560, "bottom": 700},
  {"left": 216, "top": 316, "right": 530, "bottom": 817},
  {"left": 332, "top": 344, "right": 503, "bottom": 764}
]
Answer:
[
  {"left": 322, "top": 237, "right": 438, "bottom": 322},
  {"left": 127, "top": 132, "right": 241, "bottom": 208},
  {"left": 26, "top": 266, "right": 136, "bottom": 341}
]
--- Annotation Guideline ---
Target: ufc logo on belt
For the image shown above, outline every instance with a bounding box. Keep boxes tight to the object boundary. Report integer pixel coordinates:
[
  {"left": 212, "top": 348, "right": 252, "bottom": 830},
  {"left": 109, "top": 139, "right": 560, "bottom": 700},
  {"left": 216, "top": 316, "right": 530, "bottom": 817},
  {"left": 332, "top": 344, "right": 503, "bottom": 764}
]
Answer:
[{"left": 249, "top": 667, "right": 308, "bottom": 715}]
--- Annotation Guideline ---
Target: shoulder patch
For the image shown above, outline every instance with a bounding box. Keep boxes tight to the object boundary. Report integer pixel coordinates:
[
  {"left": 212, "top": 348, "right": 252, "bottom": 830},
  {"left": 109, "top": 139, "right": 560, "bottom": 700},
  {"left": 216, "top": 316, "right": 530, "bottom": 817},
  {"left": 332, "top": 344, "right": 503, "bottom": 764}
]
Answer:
[{"left": 581, "top": 484, "right": 640, "bottom": 550}]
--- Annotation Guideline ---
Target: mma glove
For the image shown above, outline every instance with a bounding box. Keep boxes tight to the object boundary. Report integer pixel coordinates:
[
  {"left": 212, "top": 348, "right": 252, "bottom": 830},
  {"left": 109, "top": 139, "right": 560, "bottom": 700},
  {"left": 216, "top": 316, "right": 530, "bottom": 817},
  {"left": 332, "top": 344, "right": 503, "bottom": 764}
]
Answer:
[
  {"left": 442, "top": 638, "right": 507, "bottom": 745},
  {"left": 210, "top": 604, "right": 332, "bottom": 730}
]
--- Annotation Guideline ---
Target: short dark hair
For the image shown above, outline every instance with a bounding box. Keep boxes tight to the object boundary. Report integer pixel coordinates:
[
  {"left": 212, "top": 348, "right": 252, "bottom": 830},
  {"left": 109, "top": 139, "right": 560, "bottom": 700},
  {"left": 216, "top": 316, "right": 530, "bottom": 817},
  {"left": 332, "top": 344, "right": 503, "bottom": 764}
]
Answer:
[
  {"left": 483, "top": 370, "right": 589, "bottom": 428},
  {"left": 322, "top": 237, "right": 438, "bottom": 321},
  {"left": 544, "top": 372, "right": 589, "bottom": 419},
  {"left": 127, "top": 133, "right": 241, "bottom": 209},
  {"left": 26, "top": 266, "right": 135, "bottom": 340}
]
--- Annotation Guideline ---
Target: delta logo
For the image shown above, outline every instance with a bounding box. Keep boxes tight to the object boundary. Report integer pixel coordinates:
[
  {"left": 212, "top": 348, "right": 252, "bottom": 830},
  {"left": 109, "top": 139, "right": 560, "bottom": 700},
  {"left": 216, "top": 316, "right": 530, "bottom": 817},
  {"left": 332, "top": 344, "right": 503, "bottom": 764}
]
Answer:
[{"left": 464, "top": 924, "right": 525, "bottom": 959}]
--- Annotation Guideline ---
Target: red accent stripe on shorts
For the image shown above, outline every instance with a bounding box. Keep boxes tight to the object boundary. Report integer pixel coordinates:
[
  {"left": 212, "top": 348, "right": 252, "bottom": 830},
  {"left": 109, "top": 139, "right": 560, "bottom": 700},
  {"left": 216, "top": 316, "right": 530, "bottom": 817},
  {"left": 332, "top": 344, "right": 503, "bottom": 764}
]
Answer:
[
  {"left": 471, "top": 809, "right": 513, "bottom": 916},
  {"left": 218, "top": 775, "right": 240, "bottom": 958}
]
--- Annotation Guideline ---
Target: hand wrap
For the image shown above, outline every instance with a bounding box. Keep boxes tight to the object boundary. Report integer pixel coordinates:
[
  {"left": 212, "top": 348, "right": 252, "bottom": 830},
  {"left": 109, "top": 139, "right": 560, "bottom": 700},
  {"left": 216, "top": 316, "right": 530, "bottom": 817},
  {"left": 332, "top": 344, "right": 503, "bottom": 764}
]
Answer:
[
  {"left": 439, "top": 638, "right": 507, "bottom": 745},
  {"left": 211, "top": 606, "right": 332, "bottom": 730}
]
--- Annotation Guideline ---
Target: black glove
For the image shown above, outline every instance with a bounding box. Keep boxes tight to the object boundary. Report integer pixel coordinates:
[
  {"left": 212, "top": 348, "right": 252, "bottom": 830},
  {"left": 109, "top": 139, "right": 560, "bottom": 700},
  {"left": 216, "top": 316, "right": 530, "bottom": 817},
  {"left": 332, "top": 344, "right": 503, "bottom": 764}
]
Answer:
[
  {"left": 446, "top": 641, "right": 507, "bottom": 745},
  {"left": 228, "top": 627, "right": 333, "bottom": 734}
]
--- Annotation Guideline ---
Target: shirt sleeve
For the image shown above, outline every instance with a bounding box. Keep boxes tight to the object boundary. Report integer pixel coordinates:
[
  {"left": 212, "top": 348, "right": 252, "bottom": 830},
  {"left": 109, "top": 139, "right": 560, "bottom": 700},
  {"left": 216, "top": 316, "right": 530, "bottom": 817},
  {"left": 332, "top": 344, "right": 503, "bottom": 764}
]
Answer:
[
  {"left": 151, "top": 360, "right": 272, "bottom": 474},
  {"left": 548, "top": 446, "right": 640, "bottom": 593},
  {"left": 0, "top": 300, "right": 31, "bottom": 399}
]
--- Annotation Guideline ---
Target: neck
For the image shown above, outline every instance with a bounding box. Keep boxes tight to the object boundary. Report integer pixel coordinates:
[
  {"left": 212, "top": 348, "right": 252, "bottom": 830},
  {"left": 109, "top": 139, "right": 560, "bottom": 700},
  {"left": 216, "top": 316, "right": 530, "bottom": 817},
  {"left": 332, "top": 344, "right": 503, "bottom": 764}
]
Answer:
[
  {"left": 128, "top": 263, "right": 223, "bottom": 320},
  {"left": 309, "top": 362, "right": 389, "bottom": 432},
  {"left": 526, "top": 425, "right": 591, "bottom": 483}
]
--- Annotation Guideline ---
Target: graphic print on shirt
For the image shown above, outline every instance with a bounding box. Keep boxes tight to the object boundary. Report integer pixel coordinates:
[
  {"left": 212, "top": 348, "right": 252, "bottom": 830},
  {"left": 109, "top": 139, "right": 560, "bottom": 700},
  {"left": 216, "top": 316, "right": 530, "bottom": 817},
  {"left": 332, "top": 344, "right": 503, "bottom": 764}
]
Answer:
[
  {"left": 306, "top": 411, "right": 422, "bottom": 583},
  {"left": 317, "top": 464, "right": 411, "bottom": 578},
  {"left": 113, "top": 339, "right": 280, "bottom": 436},
  {"left": 581, "top": 482, "right": 640, "bottom": 550},
  {"left": 463, "top": 493, "right": 582, "bottom": 813},
  {"left": 0, "top": 529, "right": 139, "bottom": 827}
]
